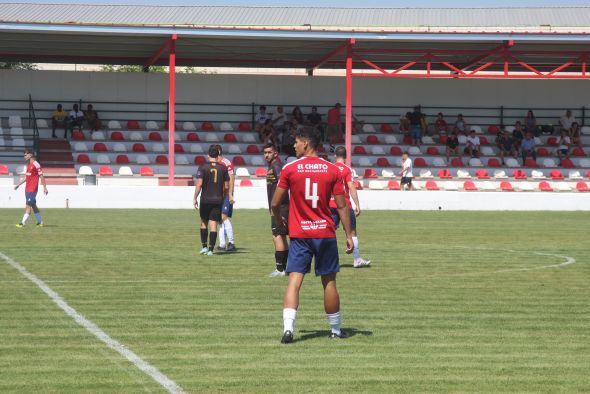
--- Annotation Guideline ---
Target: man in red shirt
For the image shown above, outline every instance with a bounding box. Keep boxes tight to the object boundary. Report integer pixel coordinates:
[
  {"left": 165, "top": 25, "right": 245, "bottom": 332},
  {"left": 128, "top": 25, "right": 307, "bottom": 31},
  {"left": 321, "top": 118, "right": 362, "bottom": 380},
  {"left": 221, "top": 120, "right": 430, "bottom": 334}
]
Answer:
[
  {"left": 271, "top": 127, "right": 353, "bottom": 344},
  {"left": 326, "top": 103, "right": 342, "bottom": 144},
  {"left": 14, "top": 149, "right": 48, "bottom": 227}
]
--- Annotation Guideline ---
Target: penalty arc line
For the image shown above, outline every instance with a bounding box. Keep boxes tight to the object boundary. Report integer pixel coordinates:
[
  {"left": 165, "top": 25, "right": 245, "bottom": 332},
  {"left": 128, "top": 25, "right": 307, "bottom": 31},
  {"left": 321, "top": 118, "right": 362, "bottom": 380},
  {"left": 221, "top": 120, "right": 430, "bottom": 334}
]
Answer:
[{"left": 0, "top": 251, "right": 186, "bottom": 394}]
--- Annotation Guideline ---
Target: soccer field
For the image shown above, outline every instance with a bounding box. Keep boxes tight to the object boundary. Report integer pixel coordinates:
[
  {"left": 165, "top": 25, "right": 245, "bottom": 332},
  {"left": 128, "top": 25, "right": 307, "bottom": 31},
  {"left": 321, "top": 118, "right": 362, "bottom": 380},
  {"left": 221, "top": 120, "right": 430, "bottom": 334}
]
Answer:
[{"left": 1, "top": 209, "right": 589, "bottom": 393}]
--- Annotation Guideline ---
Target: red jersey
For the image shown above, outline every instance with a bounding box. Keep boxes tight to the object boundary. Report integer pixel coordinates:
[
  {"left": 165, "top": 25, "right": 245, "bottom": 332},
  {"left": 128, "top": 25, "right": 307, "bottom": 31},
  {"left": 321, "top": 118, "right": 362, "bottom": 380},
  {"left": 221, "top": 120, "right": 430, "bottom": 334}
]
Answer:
[
  {"left": 329, "top": 162, "right": 353, "bottom": 209},
  {"left": 218, "top": 157, "right": 234, "bottom": 175},
  {"left": 25, "top": 161, "right": 43, "bottom": 193},
  {"left": 278, "top": 156, "right": 345, "bottom": 238},
  {"left": 327, "top": 107, "right": 341, "bottom": 125}
]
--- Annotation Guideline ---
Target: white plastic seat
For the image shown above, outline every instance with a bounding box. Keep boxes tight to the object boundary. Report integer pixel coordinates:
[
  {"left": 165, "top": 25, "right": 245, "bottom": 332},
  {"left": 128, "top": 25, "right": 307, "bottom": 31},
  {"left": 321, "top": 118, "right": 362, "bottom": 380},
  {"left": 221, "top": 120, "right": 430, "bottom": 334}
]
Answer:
[
  {"left": 351, "top": 135, "right": 362, "bottom": 144},
  {"left": 12, "top": 138, "right": 25, "bottom": 147},
  {"left": 517, "top": 182, "right": 534, "bottom": 191},
  {"left": 205, "top": 133, "right": 220, "bottom": 142},
  {"left": 78, "top": 165, "right": 93, "bottom": 175},
  {"left": 581, "top": 126, "right": 590, "bottom": 135},
  {"left": 504, "top": 126, "right": 515, "bottom": 133},
  {"left": 136, "top": 154, "right": 150, "bottom": 164},
  {"left": 469, "top": 158, "right": 483, "bottom": 167},
  {"left": 362, "top": 124, "right": 376, "bottom": 133},
  {"left": 480, "top": 181, "right": 496, "bottom": 191},
  {"left": 568, "top": 170, "right": 582, "bottom": 179},
  {"left": 250, "top": 156, "right": 265, "bottom": 166},
  {"left": 471, "top": 125, "right": 482, "bottom": 134},
  {"left": 118, "top": 166, "right": 133, "bottom": 176},
  {"left": 556, "top": 182, "right": 572, "bottom": 191},
  {"left": 381, "top": 169, "right": 395, "bottom": 178},
  {"left": 443, "top": 181, "right": 458, "bottom": 191},
  {"left": 129, "top": 131, "right": 143, "bottom": 141},
  {"left": 457, "top": 169, "right": 471, "bottom": 178},
  {"left": 371, "top": 146, "right": 385, "bottom": 155},
  {"left": 368, "top": 180, "right": 385, "bottom": 190},
  {"left": 505, "top": 158, "right": 519, "bottom": 167},
  {"left": 384, "top": 135, "right": 398, "bottom": 144},
  {"left": 183, "top": 122, "right": 197, "bottom": 131},
  {"left": 419, "top": 169, "right": 433, "bottom": 178},
  {"left": 531, "top": 170, "right": 546, "bottom": 179},
  {"left": 10, "top": 127, "right": 23, "bottom": 136},
  {"left": 408, "top": 146, "right": 421, "bottom": 155},
  {"left": 174, "top": 133, "right": 182, "bottom": 142},
  {"left": 242, "top": 134, "right": 256, "bottom": 143},
  {"left": 8, "top": 116, "right": 22, "bottom": 128},
  {"left": 534, "top": 137, "right": 542, "bottom": 145},
  {"left": 152, "top": 143, "right": 165, "bottom": 153},
  {"left": 235, "top": 167, "right": 250, "bottom": 177},
  {"left": 91, "top": 131, "right": 106, "bottom": 140},
  {"left": 579, "top": 159, "right": 590, "bottom": 167},
  {"left": 358, "top": 157, "right": 372, "bottom": 167},
  {"left": 458, "top": 135, "right": 467, "bottom": 144},
  {"left": 481, "top": 146, "right": 495, "bottom": 156},
  {"left": 421, "top": 136, "right": 434, "bottom": 144},
  {"left": 432, "top": 157, "right": 446, "bottom": 167},
  {"left": 74, "top": 142, "right": 88, "bottom": 152},
  {"left": 108, "top": 120, "right": 121, "bottom": 129},
  {"left": 36, "top": 119, "right": 48, "bottom": 128},
  {"left": 146, "top": 121, "right": 159, "bottom": 130},
  {"left": 493, "top": 170, "right": 508, "bottom": 178},
  {"left": 543, "top": 158, "right": 558, "bottom": 168},
  {"left": 97, "top": 154, "right": 110, "bottom": 164},
  {"left": 175, "top": 155, "right": 189, "bottom": 165},
  {"left": 190, "top": 144, "right": 204, "bottom": 153},
  {"left": 220, "top": 122, "right": 233, "bottom": 131},
  {"left": 113, "top": 143, "right": 126, "bottom": 152},
  {"left": 228, "top": 144, "right": 242, "bottom": 154}
]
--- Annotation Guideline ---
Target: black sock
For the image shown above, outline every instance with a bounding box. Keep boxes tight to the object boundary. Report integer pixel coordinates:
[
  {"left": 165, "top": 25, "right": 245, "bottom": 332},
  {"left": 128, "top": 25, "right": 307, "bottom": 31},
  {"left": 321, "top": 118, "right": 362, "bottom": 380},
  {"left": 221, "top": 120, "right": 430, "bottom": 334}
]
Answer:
[
  {"left": 276, "top": 250, "right": 288, "bottom": 272},
  {"left": 209, "top": 231, "right": 217, "bottom": 251},
  {"left": 200, "top": 228, "right": 208, "bottom": 248}
]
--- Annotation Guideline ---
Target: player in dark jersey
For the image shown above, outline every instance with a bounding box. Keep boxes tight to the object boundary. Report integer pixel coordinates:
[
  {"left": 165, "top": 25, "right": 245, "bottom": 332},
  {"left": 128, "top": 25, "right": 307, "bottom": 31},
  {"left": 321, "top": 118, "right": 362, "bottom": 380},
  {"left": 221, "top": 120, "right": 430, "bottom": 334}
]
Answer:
[
  {"left": 193, "top": 145, "right": 230, "bottom": 256},
  {"left": 14, "top": 149, "right": 48, "bottom": 228},
  {"left": 263, "top": 143, "right": 289, "bottom": 278},
  {"left": 271, "top": 127, "right": 353, "bottom": 344}
]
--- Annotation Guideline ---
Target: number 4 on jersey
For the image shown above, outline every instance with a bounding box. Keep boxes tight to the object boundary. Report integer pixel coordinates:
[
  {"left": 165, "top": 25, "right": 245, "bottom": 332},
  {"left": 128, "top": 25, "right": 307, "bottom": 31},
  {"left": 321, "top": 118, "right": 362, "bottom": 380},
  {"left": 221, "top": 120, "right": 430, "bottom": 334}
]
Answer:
[{"left": 305, "top": 178, "right": 319, "bottom": 208}]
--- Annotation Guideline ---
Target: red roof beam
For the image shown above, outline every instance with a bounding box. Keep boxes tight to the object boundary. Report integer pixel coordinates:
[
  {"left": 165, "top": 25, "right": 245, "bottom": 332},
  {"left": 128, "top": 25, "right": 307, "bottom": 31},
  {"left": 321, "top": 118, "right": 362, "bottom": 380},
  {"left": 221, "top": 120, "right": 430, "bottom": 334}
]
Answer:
[
  {"left": 144, "top": 37, "right": 172, "bottom": 69},
  {"left": 306, "top": 39, "right": 353, "bottom": 74}
]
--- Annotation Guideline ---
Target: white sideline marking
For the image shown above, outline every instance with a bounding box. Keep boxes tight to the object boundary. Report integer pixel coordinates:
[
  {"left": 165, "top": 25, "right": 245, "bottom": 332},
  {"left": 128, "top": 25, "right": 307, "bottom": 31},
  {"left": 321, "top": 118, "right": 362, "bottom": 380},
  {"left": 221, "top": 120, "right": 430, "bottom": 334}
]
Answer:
[{"left": 0, "top": 251, "right": 185, "bottom": 394}]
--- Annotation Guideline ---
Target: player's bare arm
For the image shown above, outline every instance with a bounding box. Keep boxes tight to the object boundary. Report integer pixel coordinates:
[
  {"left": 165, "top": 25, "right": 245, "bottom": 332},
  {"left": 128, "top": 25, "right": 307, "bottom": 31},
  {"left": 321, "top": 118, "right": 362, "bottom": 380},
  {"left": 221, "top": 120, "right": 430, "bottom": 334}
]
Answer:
[
  {"left": 228, "top": 174, "right": 235, "bottom": 203},
  {"left": 334, "top": 194, "right": 353, "bottom": 254},
  {"left": 223, "top": 180, "right": 230, "bottom": 200},
  {"left": 193, "top": 179, "right": 203, "bottom": 209},
  {"left": 270, "top": 186, "right": 288, "bottom": 228},
  {"left": 347, "top": 181, "right": 361, "bottom": 216},
  {"left": 40, "top": 174, "right": 48, "bottom": 195},
  {"left": 14, "top": 177, "right": 25, "bottom": 190}
]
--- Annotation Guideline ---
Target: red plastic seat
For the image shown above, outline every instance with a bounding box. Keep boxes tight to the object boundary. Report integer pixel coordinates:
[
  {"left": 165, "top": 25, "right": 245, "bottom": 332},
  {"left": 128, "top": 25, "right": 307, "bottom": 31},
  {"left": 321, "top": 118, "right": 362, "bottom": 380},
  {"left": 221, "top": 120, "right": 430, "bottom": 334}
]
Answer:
[
  {"left": 127, "top": 120, "right": 141, "bottom": 130},
  {"left": 366, "top": 135, "right": 380, "bottom": 144},
  {"left": 232, "top": 156, "right": 246, "bottom": 166},
  {"left": 425, "top": 180, "right": 439, "bottom": 190},
  {"left": 140, "top": 166, "right": 154, "bottom": 176},
  {"left": 0, "top": 164, "right": 8, "bottom": 175},
  {"left": 72, "top": 131, "right": 85, "bottom": 140},
  {"left": 463, "top": 181, "right": 477, "bottom": 191},
  {"left": 132, "top": 143, "right": 146, "bottom": 152},
  {"left": 414, "top": 158, "right": 427, "bottom": 167},
  {"left": 77, "top": 154, "right": 90, "bottom": 164},
  {"left": 363, "top": 168, "right": 378, "bottom": 178},
  {"left": 451, "top": 158, "right": 464, "bottom": 167},
  {"left": 439, "top": 135, "right": 448, "bottom": 145},
  {"left": 224, "top": 133, "right": 237, "bottom": 143},
  {"left": 476, "top": 169, "right": 490, "bottom": 179},
  {"left": 187, "top": 133, "right": 200, "bottom": 142},
  {"left": 513, "top": 169, "right": 527, "bottom": 179},
  {"left": 500, "top": 181, "right": 514, "bottom": 191},
  {"left": 426, "top": 147, "right": 440, "bottom": 155},
  {"left": 194, "top": 156, "right": 207, "bottom": 166},
  {"left": 387, "top": 180, "right": 400, "bottom": 190},
  {"left": 376, "top": 158, "right": 390, "bottom": 167},
  {"left": 547, "top": 137, "right": 558, "bottom": 146},
  {"left": 380, "top": 124, "right": 394, "bottom": 133},
  {"left": 561, "top": 159, "right": 575, "bottom": 169},
  {"left": 238, "top": 122, "right": 251, "bottom": 132},
  {"left": 539, "top": 181, "right": 553, "bottom": 191},
  {"left": 550, "top": 170, "right": 564, "bottom": 180},
  {"left": 174, "top": 143, "right": 184, "bottom": 153},
  {"left": 524, "top": 159, "right": 537, "bottom": 168},
  {"left": 488, "top": 158, "right": 501, "bottom": 168},
  {"left": 255, "top": 167, "right": 267, "bottom": 177},
  {"left": 587, "top": 170, "right": 590, "bottom": 179},
  {"left": 116, "top": 155, "right": 129, "bottom": 164},
  {"left": 537, "top": 147, "right": 550, "bottom": 157},
  {"left": 111, "top": 131, "right": 124, "bottom": 141},
  {"left": 576, "top": 182, "right": 589, "bottom": 192},
  {"left": 246, "top": 145, "right": 260, "bottom": 154},
  {"left": 479, "top": 136, "right": 489, "bottom": 145},
  {"left": 155, "top": 155, "right": 168, "bottom": 165},
  {"left": 354, "top": 180, "right": 363, "bottom": 190},
  {"left": 240, "top": 179, "right": 253, "bottom": 187},
  {"left": 93, "top": 143, "right": 107, "bottom": 152},
  {"left": 201, "top": 122, "right": 215, "bottom": 131},
  {"left": 353, "top": 146, "right": 367, "bottom": 155},
  {"left": 99, "top": 166, "right": 113, "bottom": 176},
  {"left": 488, "top": 125, "right": 500, "bottom": 134},
  {"left": 390, "top": 146, "right": 403, "bottom": 156},
  {"left": 402, "top": 135, "right": 412, "bottom": 144},
  {"left": 438, "top": 169, "right": 452, "bottom": 179},
  {"left": 573, "top": 147, "right": 586, "bottom": 157},
  {"left": 149, "top": 132, "right": 162, "bottom": 141}
]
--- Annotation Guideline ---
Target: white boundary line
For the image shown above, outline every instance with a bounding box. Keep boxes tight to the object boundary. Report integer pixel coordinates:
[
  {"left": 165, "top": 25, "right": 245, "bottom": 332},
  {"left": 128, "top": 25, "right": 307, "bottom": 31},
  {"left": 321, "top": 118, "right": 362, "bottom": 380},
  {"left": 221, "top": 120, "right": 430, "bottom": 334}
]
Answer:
[{"left": 0, "top": 251, "right": 186, "bottom": 394}]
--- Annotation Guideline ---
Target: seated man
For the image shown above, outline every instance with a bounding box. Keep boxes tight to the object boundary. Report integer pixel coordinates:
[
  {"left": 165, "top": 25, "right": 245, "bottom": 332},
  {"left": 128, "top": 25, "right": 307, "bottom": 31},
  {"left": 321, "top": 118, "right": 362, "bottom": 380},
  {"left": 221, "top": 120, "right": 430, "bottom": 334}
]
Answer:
[
  {"left": 66, "top": 103, "right": 85, "bottom": 139},
  {"left": 559, "top": 110, "right": 576, "bottom": 135},
  {"left": 465, "top": 130, "right": 480, "bottom": 158},
  {"left": 51, "top": 104, "right": 68, "bottom": 138},
  {"left": 306, "top": 106, "right": 323, "bottom": 141},
  {"left": 85, "top": 104, "right": 102, "bottom": 133},
  {"left": 399, "top": 112, "right": 411, "bottom": 134},
  {"left": 520, "top": 132, "right": 536, "bottom": 164},
  {"left": 255, "top": 105, "right": 269, "bottom": 141},
  {"left": 434, "top": 112, "right": 448, "bottom": 134},
  {"left": 445, "top": 131, "right": 460, "bottom": 163},
  {"left": 512, "top": 121, "right": 525, "bottom": 152},
  {"left": 495, "top": 130, "right": 516, "bottom": 165},
  {"left": 557, "top": 130, "right": 571, "bottom": 165},
  {"left": 454, "top": 113, "right": 468, "bottom": 135}
]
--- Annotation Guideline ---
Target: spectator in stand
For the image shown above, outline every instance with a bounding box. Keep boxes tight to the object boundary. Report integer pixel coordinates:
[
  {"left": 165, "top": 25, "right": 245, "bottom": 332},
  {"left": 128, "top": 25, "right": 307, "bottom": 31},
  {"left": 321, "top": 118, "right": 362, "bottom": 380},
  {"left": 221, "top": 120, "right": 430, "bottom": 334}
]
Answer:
[
  {"left": 521, "top": 132, "right": 536, "bottom": 164},
  {"left": 51, "top": 104, "right": 68, "bottom": 139},
  {"left": 512, "top": 121, "right": 525, "bottom": 152},
  {"left": 495, "top": 129, "right": 516, "bottom": 165},
  {"left": 559, "top": 109, "right": 576, "bottom": 135},
  {"left": 454, "top": 113, "right": 468, "bottom": 135},
  {"left": 409, "top": 105, "right": 424, "bottom": 147},
  {"left": 85, "top": 104, "right": 102, "bottom": 133},
  {"left": 66, "top": 103, "right": 85, "bottom": 139},
  {"left": 291, "top": 106, "right": 304, "bottom": 126},
  {"left": 570, "top": 122, "right": 583, "bottom": 149},
  {"left": 557, "top": 129, "right": 571, "bottom": 165},
  {"left": 306, "top": 106, "right": 324, "bottom": 141},
  {"left": 445, "top": 131, "right": 460, "bottom": 164},
  {"left": 260, "top": 119, "right": 276, "bottom": 145},
  {"left": 255, "top": 105, "right": 270, "bottom": 141},
  {"left": 352, "top": 114, "right": 364, "bottom": 134},
  {"left": 281, "top": 124, "right": 297, "bottom": 159},
  {"left": 399, "top": 151, "right": 413, "bottom": 191},
  {"left": 399, "top": 112, "right": 411, "bottom": 134},
  {"left": 272, "top": 105, "right": 287, "bottom": 143},
  {"left": 465, "top": 130, "right": 481, "bottom": 158},
  {"left": 326, "top": 103, "right": 343, "bottom": 145},
  {"left": 434, "top": 112, "right": 448, "bottom": 134},
  {"left": 524, "top": 110, "right": 537, "bottom": 135}
]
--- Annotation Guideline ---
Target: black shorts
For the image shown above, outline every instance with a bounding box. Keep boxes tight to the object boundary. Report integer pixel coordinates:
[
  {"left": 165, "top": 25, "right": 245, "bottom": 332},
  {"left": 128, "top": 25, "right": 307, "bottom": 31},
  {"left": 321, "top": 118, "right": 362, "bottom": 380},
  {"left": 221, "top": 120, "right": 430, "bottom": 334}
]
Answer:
[
  {"left": 271, "top": 206, "right": 289, "bottom": 236},
  {"left": 401, "top": 177, "right": 413, "bottom": 185},
  {"left": 200, "top": 202, "right": 222, "bottom": 222}
]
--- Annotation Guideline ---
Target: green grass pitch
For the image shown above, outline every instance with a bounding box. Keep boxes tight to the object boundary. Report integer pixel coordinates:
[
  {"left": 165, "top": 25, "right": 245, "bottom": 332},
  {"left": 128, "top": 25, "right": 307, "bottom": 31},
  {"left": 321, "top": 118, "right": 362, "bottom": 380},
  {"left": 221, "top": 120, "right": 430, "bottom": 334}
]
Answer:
[{"left": 1, "top": 209, "right": 589, "bottom": 393}]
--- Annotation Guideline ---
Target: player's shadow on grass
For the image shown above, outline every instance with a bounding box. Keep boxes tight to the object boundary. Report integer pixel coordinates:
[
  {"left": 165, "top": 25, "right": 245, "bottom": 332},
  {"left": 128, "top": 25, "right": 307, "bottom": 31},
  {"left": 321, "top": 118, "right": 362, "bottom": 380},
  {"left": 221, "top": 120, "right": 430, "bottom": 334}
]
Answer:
[
  {"left": 297, "top": 328, "right": 373, "bottom": 342},
  {"left": 340, "top": 264, "right": 370, "bottom": 269}
]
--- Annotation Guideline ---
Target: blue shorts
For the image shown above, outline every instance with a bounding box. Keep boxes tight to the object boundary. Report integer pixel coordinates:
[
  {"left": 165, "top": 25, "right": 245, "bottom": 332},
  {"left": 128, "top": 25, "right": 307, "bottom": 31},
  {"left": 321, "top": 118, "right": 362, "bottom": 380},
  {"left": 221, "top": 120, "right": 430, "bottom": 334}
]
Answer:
[
  {"left": 287, "top": 238, "right": 340, "bottom": 277},
  {"left": 25, "top": 191, "right": 37, "bottom": 205},
  {"left": 411, "top": 125, "right": 422, "bottom": 140},
  {"left": 221, "top": 196, "right": 233, "bottom": 217},
  {"left": 330, "top": 207, "right": 356, "bottom": 230}
]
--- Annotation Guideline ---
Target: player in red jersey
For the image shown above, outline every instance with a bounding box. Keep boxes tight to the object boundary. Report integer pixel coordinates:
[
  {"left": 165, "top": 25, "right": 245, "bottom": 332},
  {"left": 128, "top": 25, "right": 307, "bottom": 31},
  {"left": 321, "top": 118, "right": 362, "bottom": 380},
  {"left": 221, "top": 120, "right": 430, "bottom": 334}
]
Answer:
[
  {"left": 330, "top": 146, "right": 371, "bottom": 268},
  {"left": 213, "top": 144, "right": 236, "bottom": 252},
  {"left": 14, "top": 149, "right": 48, "bottom": 227},
  {"left": 271, "top": 127, "right": 353, "bottom": 344}
]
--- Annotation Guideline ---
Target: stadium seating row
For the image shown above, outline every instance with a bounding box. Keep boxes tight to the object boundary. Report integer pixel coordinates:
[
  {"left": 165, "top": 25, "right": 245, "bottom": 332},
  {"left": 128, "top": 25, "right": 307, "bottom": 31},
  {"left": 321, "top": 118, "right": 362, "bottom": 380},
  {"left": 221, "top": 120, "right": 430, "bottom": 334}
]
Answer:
[{"left": 364, "top": 179, "right": 590, "bottom": 192}]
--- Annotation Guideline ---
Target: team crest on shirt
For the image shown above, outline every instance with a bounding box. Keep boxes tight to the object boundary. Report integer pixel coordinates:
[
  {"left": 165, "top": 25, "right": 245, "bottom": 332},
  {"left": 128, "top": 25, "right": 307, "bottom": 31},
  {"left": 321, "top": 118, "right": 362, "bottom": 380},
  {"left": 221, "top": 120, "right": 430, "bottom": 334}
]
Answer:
[{"left": 301, "top": 220, "right": 327, "bottom": 230}]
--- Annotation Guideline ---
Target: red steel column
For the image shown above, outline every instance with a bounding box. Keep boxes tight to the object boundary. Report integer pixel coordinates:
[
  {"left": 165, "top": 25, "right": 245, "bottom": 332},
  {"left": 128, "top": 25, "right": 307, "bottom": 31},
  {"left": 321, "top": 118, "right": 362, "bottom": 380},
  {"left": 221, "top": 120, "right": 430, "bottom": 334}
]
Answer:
[
  {"left": 345, "top": 38, "right": 354, "bottom": 167},
  {"left": 168, "top": 34, "right": 177, "bottom": 186}
]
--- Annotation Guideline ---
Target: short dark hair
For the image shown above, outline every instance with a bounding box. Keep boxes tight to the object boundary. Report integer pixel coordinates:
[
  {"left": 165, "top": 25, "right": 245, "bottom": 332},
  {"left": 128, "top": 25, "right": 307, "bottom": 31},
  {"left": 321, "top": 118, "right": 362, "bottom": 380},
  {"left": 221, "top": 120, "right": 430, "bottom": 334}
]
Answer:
[
  {"left": 335, "top": 146, "right": 347, "bottom": 159},
  {"left": 24, "top": 148, "right": 34, "bottom": 156},
  {"left": 208, "top": 145, "right": 220, "bottom": 158},
  {"left": 402, "top": 151, "right": 409, "bottom": 156},
  {"left": 263, "top": 143, "right": 277, "bottom": 152},
  {"left": 296, "top": 127, "right": 320, "bottom": 150},
  {"left": 213, "top": 144, "right": 222, "bottom": 155},
  {"left": 260, "top": 105, "right": 266, "bottom": 110}
]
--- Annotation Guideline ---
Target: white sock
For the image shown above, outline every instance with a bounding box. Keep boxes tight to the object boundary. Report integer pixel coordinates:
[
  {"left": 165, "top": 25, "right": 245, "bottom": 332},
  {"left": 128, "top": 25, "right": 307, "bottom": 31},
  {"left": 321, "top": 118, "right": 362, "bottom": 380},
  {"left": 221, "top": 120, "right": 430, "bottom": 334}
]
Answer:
[
  {"left": 218, "top": 222, "right": 226, "bottom": 247},
  {"left": 327, "top": 312, "right": 341, "bottom": 335},
  {"left": 283, "top": 308, "right": 297, "bottom": 333},
  {"left": 352, "top": 236, "right": 360, "bottom": 260},
  {"left": 34, "top": 212, "right": 42, "bottom": 224},
  {"left": 224, "top": 220, "right": 234, "bottom": 243},
  {"left": 21, "top": 213, "right": 30, "bottom": 224}
]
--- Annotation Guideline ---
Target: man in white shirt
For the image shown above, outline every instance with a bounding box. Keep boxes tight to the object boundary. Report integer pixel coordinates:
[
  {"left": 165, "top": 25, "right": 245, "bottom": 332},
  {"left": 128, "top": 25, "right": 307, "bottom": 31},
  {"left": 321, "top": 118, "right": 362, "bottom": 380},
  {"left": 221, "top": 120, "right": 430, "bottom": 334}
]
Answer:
[
  {"left": 255, "top": 105, "right": 269, "bottom": 141},
  {"left": 399, "top": 152, "right": 413, "bottom": 191},
  {"left": 465, "top": 130, "right": 481, "bottom": 158},
  {"left": 66, "top": 103, "right": 85, "bottom": 139},
  {"left": 559, "top": 110, "right": 576, "bottom": 134}
]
